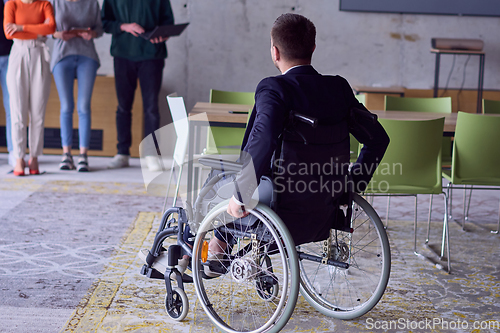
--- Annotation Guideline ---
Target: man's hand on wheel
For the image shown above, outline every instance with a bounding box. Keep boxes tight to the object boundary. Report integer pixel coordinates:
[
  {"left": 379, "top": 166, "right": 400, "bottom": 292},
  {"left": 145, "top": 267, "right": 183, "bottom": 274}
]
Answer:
[{"left": 227, "top": 197, "right": 249, "bottom": 218}]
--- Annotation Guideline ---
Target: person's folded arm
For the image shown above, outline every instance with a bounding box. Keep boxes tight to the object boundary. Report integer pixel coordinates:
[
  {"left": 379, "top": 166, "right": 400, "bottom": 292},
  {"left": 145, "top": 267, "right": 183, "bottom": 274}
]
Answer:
[{"left": 21, "top": 2, "right": 56, "bottom": 36}]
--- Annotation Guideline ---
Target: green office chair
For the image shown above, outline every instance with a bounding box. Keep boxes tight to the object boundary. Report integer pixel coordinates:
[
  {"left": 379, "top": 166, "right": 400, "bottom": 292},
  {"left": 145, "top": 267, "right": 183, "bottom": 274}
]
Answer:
[
  {"left": 384, "top": 96, "right": 453, "bottom": 237},
  {"left": 443, "top": 112, "right": 500, "bottom": 234},
  {"left": 384, "top": 95, "right": 453, "bottom": 166},
  {"left": 482, "top": 99, "right": 500, "bottom": 114},
  {"left": 204, "top": 89, "right": 254, "bottom": 155},
  {"left": 365, "top": 117, "right": 451, "bottom": 272},
  {"left": 457, "top": 100, "right": 500, "bottom": 222}
]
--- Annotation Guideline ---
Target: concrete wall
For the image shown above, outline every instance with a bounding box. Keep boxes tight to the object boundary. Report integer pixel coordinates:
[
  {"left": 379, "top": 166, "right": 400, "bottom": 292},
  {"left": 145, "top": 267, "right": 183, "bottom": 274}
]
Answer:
[{"left": 79, "top": 0, "right": 499, "bottom": 154}]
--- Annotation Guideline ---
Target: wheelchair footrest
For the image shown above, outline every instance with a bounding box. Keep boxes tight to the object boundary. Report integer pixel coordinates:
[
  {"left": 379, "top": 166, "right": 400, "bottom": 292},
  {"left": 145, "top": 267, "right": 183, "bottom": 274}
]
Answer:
[{"left": 141, "top": 264, "right": 165, "bottom": 280}]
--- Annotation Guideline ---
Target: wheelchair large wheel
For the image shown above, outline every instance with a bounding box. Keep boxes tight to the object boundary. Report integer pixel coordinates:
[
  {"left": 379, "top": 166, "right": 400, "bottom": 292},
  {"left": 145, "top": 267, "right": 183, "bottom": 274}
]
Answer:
[
  {"left": 298, "top": 193, "right": 391, "bottom": 320},
  {"left": 192, "top": 201, "right": 300, "bottom": 333}
]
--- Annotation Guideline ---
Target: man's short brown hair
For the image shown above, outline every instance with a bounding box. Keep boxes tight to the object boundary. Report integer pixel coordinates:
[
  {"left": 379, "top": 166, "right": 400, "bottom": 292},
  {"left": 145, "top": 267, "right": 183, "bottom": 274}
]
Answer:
[{"left": 271, "top": 13, "right": 316, "bottom": 62}]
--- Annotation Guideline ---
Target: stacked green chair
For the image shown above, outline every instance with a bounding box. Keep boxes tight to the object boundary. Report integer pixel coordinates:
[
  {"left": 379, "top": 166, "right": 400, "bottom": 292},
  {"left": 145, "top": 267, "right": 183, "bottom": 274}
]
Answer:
[
  {"left": 365, "top": 117, "right": 451, "bottom": 272},
  {"left": 482, "top": 99, "right": 500, "bottom": 114},
  {"left": 204, "top": 89, "right": 254, "bottom": 155},
  {"left": 443, "top": 112, "right": 500, "bottom": 234},
  {"left": 384, "top": 96, "right": 453, "bottom": 166},
  {"left": 458, "top": 99, "right": 500, "bottom": 222},
  {"left": 384, "top": 96, "right": 453, "bottom": 232}
]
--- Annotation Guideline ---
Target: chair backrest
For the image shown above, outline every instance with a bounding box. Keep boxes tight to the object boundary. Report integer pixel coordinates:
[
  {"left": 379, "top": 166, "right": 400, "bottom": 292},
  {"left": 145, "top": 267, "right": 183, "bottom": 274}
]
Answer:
[
  {"left": 385, "top": 96, "right": 452, "bottom": 113},
  {"left": 206, "top": 89, "right": 254, "bottom": 155},
  {"left": 210, "top": 89, "right": 255, "bottom": 105},
  {"left": 449, "top": 112, "right": 500, "bottom": 185},
  {"left": 366, "top": 117, "right": 445, "bottom": 194},
  {"left": 166, "top": 95, "right": 189, "bottom": 166},
  {"left": 482, "top": 99, "right": 500, "bottom": 114}
]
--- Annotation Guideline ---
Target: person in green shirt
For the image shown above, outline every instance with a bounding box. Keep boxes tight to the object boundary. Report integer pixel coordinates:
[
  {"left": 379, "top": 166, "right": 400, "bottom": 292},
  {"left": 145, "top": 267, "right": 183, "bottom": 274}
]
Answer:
[{"left": 102, "top": 0, "right": 174, "bottom": 170}]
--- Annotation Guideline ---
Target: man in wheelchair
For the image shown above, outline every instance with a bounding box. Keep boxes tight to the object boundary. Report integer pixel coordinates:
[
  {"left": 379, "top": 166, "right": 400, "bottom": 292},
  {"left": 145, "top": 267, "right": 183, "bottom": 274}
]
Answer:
[
  {"left": 138, "top": 13, "right": 390, "bottom": 328},
  {"left": 202, "top": 13, "right": 389, "bottom": 276}
]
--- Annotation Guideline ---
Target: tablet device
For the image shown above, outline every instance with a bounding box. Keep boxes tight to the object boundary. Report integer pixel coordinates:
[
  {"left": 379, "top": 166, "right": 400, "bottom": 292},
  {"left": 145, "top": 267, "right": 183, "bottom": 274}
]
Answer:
[
  {"left": 70, "top": 27, "right": 91, "bottom": 34},
  {"left": 140, "top": 23, "right": 189, "bottom": 40}
]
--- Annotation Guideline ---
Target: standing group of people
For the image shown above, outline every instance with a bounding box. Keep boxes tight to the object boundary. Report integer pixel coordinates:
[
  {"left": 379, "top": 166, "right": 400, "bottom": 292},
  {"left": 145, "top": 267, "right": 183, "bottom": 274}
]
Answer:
[{"left": 2, "top": 0, "right": 174, "bottom": 175}]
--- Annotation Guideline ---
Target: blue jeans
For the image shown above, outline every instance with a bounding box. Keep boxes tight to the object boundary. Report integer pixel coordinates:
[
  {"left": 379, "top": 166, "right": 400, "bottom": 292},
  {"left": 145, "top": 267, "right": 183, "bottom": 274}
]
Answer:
[
  {"left": 53, "top": 55, "right": 99, "bottom": 149},
  {"left": 0, "top": 55, "right": 11, "bottom": 152},
  {"left": 113, "top": 57, "right": 164, "bottom": 156}
]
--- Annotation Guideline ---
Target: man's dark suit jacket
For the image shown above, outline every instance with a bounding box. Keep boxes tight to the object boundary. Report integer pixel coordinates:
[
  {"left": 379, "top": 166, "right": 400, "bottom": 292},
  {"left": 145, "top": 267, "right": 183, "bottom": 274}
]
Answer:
[{"left": 235, "top": 65, "right": 389, "bottom": 245}]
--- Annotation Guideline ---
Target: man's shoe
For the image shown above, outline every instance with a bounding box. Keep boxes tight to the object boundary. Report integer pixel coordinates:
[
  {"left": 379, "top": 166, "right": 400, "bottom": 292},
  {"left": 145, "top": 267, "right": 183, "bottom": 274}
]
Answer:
[
  {"left": 108, "top": 154, "right": 129, "bottom": 169},
  {"left": 59, "top": 153, "right": 75, "bottom": 170},
  {"left": 204, "top": 253, "right": 226, "bottom": 278},
  {"left": 145, "top": 155, "right": 162, "bottom": 172}
]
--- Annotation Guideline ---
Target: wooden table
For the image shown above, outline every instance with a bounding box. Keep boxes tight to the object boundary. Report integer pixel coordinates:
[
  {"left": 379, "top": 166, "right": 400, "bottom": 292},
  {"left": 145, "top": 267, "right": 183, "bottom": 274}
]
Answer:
[
  {"left": 372, "top": 110, "right": 457, "bottom": 134},
  {"left": 353, "top": 85, "right": 405, "bottom": 97}
]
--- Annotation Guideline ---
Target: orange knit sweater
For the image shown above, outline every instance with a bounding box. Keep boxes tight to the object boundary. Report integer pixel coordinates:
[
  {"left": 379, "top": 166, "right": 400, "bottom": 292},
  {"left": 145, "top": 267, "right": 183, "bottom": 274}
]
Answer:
[{"left": 3, "top": 0, "right": 55, "bottom": 40}]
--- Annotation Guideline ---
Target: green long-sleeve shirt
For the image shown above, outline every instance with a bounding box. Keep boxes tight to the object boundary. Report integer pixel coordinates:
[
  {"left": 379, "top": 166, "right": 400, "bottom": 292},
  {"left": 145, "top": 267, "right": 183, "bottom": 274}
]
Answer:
[{"left": 101, "top": 0, "right": 174, "bottom": 61}]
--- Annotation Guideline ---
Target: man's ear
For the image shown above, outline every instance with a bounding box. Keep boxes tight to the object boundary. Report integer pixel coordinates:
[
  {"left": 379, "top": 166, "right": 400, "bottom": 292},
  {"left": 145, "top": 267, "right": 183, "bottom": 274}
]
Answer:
[{"left": 273, "top": 45, "right": 280, "bottom": 62}]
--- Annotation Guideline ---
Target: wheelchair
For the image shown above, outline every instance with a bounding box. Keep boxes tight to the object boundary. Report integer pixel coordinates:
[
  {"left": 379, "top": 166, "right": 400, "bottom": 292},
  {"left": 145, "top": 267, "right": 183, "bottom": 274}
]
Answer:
[{"left": 139, "top": 113, "right": 391, "bottom": 333}]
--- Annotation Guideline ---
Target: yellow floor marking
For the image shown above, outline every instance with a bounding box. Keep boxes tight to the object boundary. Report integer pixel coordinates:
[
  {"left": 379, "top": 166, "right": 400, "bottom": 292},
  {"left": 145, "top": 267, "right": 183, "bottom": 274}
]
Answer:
[{"left": 59, "top": 212, "right": 156, "bottom": 333}]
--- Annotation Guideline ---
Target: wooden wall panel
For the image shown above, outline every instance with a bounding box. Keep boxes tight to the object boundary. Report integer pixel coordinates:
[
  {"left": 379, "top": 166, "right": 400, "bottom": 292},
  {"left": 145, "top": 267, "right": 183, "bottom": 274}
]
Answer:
[{"left": 0, "top": 76, "right": 143, "bottom": 157}]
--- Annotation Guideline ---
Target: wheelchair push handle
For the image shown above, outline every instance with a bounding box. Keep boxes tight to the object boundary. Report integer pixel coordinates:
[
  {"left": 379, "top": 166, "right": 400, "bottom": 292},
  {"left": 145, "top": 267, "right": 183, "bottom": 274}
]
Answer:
[{"left": 292, "top": 112, "right": 318, "bottom": 128}]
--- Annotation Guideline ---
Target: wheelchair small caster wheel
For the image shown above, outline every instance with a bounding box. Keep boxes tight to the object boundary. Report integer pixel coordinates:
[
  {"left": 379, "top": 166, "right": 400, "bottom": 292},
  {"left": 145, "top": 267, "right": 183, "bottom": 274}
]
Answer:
[
  {"left": 256, "top": 254, "right": 279, "bottom": 302},
  {"left": 256, "top": 278, "right": 279, "bottom": 302},
  {"left": 165, "top": 287, "right": 189, "bottom": 321}
]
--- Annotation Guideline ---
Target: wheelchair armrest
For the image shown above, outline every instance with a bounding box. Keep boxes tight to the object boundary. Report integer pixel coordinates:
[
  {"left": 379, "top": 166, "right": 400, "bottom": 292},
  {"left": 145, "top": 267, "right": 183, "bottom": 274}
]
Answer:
[{"left": 198, "top": 157, "right": 243, "bottom": 172}]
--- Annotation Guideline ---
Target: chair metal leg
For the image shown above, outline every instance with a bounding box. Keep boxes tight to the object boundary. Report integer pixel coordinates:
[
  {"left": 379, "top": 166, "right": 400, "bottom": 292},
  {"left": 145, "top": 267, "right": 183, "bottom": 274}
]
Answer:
[
  {"left": 385, "top": 196, "right": 390, "bottom": 229},
  {"left": 449, "top": 183, "right": 453, "bottom": 220},
  {"left": 447, "top": 182, "right": 453, "bottom": 220},
  {"left": 162, "top": 160, "right": 176, "bottom": 214},
  {"left": 440, "top": 191, "right": 451, "bottom": 273},
  {"left": 465, "top": 186, "right": 473, "bottom": 221},
  {"left": 461, "top": 187, "right": 467, "bottom": 230},
  {"left": 492, "top": 200, "right": 500, "bottom": 234},
  {"left": 413, "top": 195, "right": 418, "bottom": 254},
  {"left": 426, "top": 195, "right": 433, "bottom": 243}
]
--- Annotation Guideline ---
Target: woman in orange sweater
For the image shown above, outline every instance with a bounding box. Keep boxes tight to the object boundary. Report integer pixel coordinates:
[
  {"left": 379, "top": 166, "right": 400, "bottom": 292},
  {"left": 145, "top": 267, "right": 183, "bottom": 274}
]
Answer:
[{"left": 3, "top": 0, "right": 55, "bottom": 175}]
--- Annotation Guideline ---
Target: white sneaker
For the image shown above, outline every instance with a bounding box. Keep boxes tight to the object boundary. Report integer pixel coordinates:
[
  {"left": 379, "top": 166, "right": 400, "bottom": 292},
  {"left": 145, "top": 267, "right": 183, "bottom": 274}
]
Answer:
[
  {"left": 8, "top": 152, "right": 16, "bottom": 168},
  {"left": 108, "top": 154, "right": 129, "bottom": 169},
  {"left": 145, "top": 155, "right": 162, "bottom": 172}
]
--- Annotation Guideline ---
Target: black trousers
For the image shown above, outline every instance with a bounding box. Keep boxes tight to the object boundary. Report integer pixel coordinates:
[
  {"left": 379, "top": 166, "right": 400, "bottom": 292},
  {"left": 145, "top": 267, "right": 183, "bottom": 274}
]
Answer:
[{"left": 113, "top": 57, "right": 164, "bottom": 155}]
